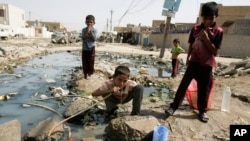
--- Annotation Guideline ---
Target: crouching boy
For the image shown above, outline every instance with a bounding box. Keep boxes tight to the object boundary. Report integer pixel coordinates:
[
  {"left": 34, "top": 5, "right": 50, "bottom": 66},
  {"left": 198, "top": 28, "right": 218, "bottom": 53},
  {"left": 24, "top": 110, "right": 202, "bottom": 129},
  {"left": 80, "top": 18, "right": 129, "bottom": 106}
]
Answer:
[{"left": 92, "top": 65, "right": 144, "bottom": 116}]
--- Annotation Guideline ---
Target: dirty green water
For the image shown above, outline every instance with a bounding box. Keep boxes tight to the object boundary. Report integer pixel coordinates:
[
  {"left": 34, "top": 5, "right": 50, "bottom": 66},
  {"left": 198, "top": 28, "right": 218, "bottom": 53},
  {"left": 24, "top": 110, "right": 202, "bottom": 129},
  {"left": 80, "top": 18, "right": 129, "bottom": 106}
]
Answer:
[{"left": 0, "top": 51, "right": 173, "bottom": 140}]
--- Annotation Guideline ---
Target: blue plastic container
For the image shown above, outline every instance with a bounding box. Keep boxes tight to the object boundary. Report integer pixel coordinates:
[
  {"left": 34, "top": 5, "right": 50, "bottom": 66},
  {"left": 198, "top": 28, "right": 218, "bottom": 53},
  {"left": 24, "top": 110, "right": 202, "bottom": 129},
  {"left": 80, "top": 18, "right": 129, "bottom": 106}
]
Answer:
[{"left": 152, "top": 125, "right": 168, "bottom": 141}]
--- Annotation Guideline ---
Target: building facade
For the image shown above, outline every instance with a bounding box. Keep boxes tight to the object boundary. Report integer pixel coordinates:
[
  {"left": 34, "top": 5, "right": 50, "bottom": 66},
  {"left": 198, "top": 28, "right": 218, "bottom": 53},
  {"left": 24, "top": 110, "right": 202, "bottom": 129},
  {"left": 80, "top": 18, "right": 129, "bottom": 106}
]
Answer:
[
  {"left": 0, "top": 3, "right": 25, "bottom": 27},
  {"left": 147, "top": 4, "right": 250, "bottom": 58},
  {"left": 26, "top": 21, "right": 67, "bottom": 32},
  {"left": 198, "top": 4, "right": 250, "bottom": 27},
  {"left": 0, "top": 3, "right": 68, "bottom": 38}
]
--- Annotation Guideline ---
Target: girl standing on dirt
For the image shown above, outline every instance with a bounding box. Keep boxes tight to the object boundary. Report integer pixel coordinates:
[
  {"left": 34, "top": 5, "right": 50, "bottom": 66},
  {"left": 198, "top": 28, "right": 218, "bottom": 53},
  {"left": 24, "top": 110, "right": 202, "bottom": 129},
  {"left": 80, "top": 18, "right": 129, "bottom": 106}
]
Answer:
[
  {"left": 165, "top": 2, "right": 223, "bottom": 122},
  {"left": 81, "top": 15, "right": 97, "bottom": 79},
  {"left": 171, "top": 38, "right": 185, "bottom": 78}
]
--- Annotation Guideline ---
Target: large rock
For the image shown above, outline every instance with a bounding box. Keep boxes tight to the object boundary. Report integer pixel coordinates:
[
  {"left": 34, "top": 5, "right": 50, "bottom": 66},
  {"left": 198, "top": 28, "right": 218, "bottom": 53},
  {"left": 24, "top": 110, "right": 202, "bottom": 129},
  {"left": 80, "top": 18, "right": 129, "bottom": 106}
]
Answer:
[
  {"left": 105, "top": 115, "right": 160, "bottom": 141},
  {"left": 64, "top": 97, "right": 94, "bottom": 117},
  {"left": 81, "top": 137, "right": 103, "bottom": 141},
  {"left": 217, "top": 64, "right": 237, "bottom": 76},
  {"left": 0, "top": 120, "right": 21, "bottom": 141},
  {"left": 23, "top": 117, "right": 64, "bottom": 141}
]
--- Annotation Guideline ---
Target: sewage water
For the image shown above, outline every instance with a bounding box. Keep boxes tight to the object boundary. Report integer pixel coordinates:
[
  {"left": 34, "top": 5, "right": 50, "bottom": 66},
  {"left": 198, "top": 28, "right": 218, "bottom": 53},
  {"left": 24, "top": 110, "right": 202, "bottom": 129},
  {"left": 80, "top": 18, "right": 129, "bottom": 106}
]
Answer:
[
  {"left": 0, "top": 51, "right": 172, "bottom": 140},
  {"left": 0, "top": 51, "right": 80, "bottom": 139}
]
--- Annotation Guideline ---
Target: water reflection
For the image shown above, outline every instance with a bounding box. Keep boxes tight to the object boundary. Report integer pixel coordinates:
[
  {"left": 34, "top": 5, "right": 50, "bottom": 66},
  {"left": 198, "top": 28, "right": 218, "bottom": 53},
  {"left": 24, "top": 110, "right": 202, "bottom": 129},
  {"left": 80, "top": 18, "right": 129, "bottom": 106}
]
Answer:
[
  {"left": 0, "top": 52, "right": 80, "bottom": 138},
  {"left": 97, "top": 53, "right": 172, "bottom": 77},
  {"left": 0, "top": 51, "right": 172, "bottom": 140}
]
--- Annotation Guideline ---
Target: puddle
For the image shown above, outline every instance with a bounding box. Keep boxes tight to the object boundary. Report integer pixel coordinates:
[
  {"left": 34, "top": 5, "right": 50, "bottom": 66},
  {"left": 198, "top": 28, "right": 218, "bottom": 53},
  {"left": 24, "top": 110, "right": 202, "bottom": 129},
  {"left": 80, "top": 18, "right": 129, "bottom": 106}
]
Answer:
[
  {"left": 0, "top": 51, "right": 80, "bottom": 139},
  {"left": 98, "top": 53, "right": 172, "bottom": 78},
  {"left": 96, "top": 53, "right": 173, "bottom": 99},
  {"left": 0, "top": 51, "right": 174, "bottom": 140}
]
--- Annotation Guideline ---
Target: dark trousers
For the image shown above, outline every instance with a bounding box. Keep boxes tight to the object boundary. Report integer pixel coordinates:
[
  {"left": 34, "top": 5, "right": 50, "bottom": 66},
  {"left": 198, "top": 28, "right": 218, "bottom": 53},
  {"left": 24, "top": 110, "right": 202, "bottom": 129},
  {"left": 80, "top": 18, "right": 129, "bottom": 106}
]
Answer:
[
  {"left": 171, "top": 59, "right": 179, "bottom": 78},
  {"left": 104, "top": 85, "right": 144, "bottom": 115},
  {"left": 82, "top": 47, "right": 95, "bottom": 77},
  {"left": 170, "top": 61, "right": 213, "bottom": 113}
]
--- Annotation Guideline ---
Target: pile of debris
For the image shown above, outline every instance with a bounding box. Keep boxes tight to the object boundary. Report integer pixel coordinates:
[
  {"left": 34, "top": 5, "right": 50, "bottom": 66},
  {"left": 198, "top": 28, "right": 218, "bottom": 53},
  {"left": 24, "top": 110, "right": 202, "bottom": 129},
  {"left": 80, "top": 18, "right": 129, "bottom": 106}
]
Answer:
[{"left": 215, "top": 58, "right": 250, "bottom": 77}]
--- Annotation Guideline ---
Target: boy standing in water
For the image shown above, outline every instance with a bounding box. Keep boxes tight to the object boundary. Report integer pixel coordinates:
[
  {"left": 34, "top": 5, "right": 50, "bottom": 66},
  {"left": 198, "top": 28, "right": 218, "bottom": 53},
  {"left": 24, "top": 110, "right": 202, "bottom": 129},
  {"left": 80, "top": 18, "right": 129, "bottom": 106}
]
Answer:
[
  {"left": 81, "top": 15, "right": 97, "bottom": 79},
  {"left": 171, "top": 38, "right": 185, "bottom": 78},
  {"left": 92, "top": 65, "right": 144, "bottom": 116},
  {"left": 165, "top": 2, "right": 223, "bottom": 122}
]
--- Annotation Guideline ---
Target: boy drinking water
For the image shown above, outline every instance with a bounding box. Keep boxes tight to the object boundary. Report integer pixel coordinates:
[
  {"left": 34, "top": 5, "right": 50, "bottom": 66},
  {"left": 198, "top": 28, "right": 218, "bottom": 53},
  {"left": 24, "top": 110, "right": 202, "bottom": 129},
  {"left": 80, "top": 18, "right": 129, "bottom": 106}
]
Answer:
[{"left": 92, "top": 65, "right": 144, "bottom": 117}]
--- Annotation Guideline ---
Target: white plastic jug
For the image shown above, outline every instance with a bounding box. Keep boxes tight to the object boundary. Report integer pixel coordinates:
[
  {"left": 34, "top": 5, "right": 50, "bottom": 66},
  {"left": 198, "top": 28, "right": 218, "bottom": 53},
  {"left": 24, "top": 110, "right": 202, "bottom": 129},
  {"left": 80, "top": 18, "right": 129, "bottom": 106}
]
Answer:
[
  {"left": 152, "top": 125, "right": 168, "bottom": 141},
  {"left": 221, "top": 86, "right": 231, "bottom": 112}
]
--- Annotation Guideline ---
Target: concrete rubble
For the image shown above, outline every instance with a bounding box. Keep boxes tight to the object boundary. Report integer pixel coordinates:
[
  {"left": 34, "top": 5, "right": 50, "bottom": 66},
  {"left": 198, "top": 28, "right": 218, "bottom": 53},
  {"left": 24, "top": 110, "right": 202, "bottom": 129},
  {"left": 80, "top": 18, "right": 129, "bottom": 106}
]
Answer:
[
  {"left": 216, "top": 58, "right": 250, "bottom": 76},
  {"left": 104, "top": 116, "right": 160, "bottom": 141},
  {"left": 64, "top": 97, "right": 95, "bottom": 117},
  {"left": 23, "top": 117, "right": 64, "bottom": 141},
  {"left": 0, "top": 120, "right": 21, "bottom": 141}
]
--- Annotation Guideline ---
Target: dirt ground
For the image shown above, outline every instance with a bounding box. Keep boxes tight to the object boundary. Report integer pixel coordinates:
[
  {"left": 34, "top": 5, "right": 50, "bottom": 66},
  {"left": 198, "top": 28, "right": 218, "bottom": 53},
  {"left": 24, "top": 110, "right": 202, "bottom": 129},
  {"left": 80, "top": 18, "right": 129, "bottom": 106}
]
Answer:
[
  {"left": 0, "top": 38, "right": 249, "bottom": 141},
  {"left": 78, "top": 45, "right": 249, "bottom": 141}
]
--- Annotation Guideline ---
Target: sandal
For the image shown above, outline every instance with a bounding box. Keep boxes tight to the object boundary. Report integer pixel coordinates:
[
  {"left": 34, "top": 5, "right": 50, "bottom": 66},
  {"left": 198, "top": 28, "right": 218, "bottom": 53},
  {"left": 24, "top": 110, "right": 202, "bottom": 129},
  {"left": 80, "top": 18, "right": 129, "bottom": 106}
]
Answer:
[
  {"left": 165, "top": 107, "right": 176, "bottom": 116},
  {"left": 198, "top": 112, "right": 209, "bottom": 123}
]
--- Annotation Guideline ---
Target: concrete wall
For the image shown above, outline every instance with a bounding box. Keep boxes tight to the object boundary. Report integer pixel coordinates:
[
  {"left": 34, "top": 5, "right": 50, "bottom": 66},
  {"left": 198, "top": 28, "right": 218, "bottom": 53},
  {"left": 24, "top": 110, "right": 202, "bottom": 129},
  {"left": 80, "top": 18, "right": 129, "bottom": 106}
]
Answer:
[
  {"left": 148, "top": 33, "right": 250, "bottom": 59},
  {"left": 219, "top": 35, "right": 250, "bottom": 58},
  {"left": 26, "top": 21, "right": 67, "bottom": 32},
  {"left": 227, "top": 19, "right": 250, "bottom": 35},
  {"left": 149, "top": 33, "right": 189, "bottom": 50},
  {"left": 7, "top": 4, "right": 25, "bottom": 27},
  {"left": 0, "top": 4, "right": 25, "bottom": 27},
  {"left": 198, "top": 5, "right": 250, "bottom": 27}
]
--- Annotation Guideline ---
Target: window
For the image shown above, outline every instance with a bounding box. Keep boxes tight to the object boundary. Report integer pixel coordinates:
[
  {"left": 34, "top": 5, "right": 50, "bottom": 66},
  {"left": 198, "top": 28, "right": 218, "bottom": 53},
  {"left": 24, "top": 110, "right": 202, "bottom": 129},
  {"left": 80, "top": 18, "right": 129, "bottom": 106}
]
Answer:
[{"left": 0, "top": 9, "right": 4, "bottom": 17}]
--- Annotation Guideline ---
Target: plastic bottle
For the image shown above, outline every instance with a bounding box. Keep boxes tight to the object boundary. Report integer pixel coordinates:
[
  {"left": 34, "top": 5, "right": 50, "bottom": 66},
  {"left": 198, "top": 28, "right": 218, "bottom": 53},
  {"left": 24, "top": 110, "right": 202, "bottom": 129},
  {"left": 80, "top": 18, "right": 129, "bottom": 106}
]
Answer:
[{"left": 221, "top": 86, "right": 231, "bottom": 112}]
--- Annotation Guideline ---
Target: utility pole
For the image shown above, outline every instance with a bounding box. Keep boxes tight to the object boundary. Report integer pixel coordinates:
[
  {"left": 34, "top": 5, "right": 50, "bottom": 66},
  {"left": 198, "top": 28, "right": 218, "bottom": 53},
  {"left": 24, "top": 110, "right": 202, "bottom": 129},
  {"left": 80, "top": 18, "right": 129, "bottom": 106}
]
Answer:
[
  {"left": 106, "top": 18, "right": 109, "bottom": 32},
  {"left": 159, "top": 16, "right": 171, "bottom": 58},
  {"left": 110, "top": 10, "right": 113, "bottom": 31},
  {"left": 29, "top": 11, "right": 31, "bottom": 21},
  {"left": 159, "top": 0, "right": 181, "bottom": 58}
]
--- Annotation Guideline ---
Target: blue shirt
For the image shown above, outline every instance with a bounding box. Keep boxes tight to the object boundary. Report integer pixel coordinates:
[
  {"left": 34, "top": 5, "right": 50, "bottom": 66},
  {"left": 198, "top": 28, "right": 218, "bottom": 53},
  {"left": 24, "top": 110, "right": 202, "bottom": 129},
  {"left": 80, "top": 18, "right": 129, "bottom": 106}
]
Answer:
[{"left": 81, "top": 27, "right": 97, "bottom": 51}]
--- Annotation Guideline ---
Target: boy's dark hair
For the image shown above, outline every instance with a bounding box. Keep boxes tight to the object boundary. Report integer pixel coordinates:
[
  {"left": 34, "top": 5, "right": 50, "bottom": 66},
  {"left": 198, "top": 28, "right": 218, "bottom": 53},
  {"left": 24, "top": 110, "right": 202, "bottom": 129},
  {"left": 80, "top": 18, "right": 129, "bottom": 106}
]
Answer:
[
  {"left": 113, "top": 65, "right": 130, "bottom": 77},
  {"left": 173, "top": 38, "right": 180, "bottom": 43},
  {"left": 201, "top": 2, "right": 219, "bottom": 17},
  {"left": 86, "top": 15, "right": 95, "bottom": 22}
]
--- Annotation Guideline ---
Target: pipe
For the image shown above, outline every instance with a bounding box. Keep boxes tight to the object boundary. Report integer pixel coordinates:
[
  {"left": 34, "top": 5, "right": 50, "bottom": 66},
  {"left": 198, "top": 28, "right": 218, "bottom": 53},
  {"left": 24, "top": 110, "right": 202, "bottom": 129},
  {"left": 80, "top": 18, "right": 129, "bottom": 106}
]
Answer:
[
  {"left": 22, "top": 102, "right": 63, "bottom": 117},
  {"left": 47, "top": 93, "right": 112, "bottom": 137}
]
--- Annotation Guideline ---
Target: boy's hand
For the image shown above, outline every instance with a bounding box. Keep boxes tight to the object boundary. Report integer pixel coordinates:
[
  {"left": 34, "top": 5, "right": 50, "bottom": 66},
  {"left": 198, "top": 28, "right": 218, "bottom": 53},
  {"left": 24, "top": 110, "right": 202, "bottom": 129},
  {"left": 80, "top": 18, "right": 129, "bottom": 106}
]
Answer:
[
  {"left": 87, "top": 26, "right": 93, "bottom": 33},
  {"left": 111, "top": 86, "right": 121, "bottom": 93},
  {"left": 198, "top": 30, "right": 209, "bottom": 41}
]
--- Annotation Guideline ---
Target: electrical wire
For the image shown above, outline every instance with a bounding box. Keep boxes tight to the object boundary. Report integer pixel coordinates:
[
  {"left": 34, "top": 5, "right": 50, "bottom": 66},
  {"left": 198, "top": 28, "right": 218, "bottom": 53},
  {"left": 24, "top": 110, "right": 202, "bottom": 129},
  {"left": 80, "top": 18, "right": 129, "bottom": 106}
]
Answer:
[
  {"left": 118, "top": 0, "right": 136, "bottom": 25},
  {"left": 128, "top": 0, "right": 155, "bottom": 14},
  {"left": 117, "top": 0, "right": 156, "bottom": 25}
]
